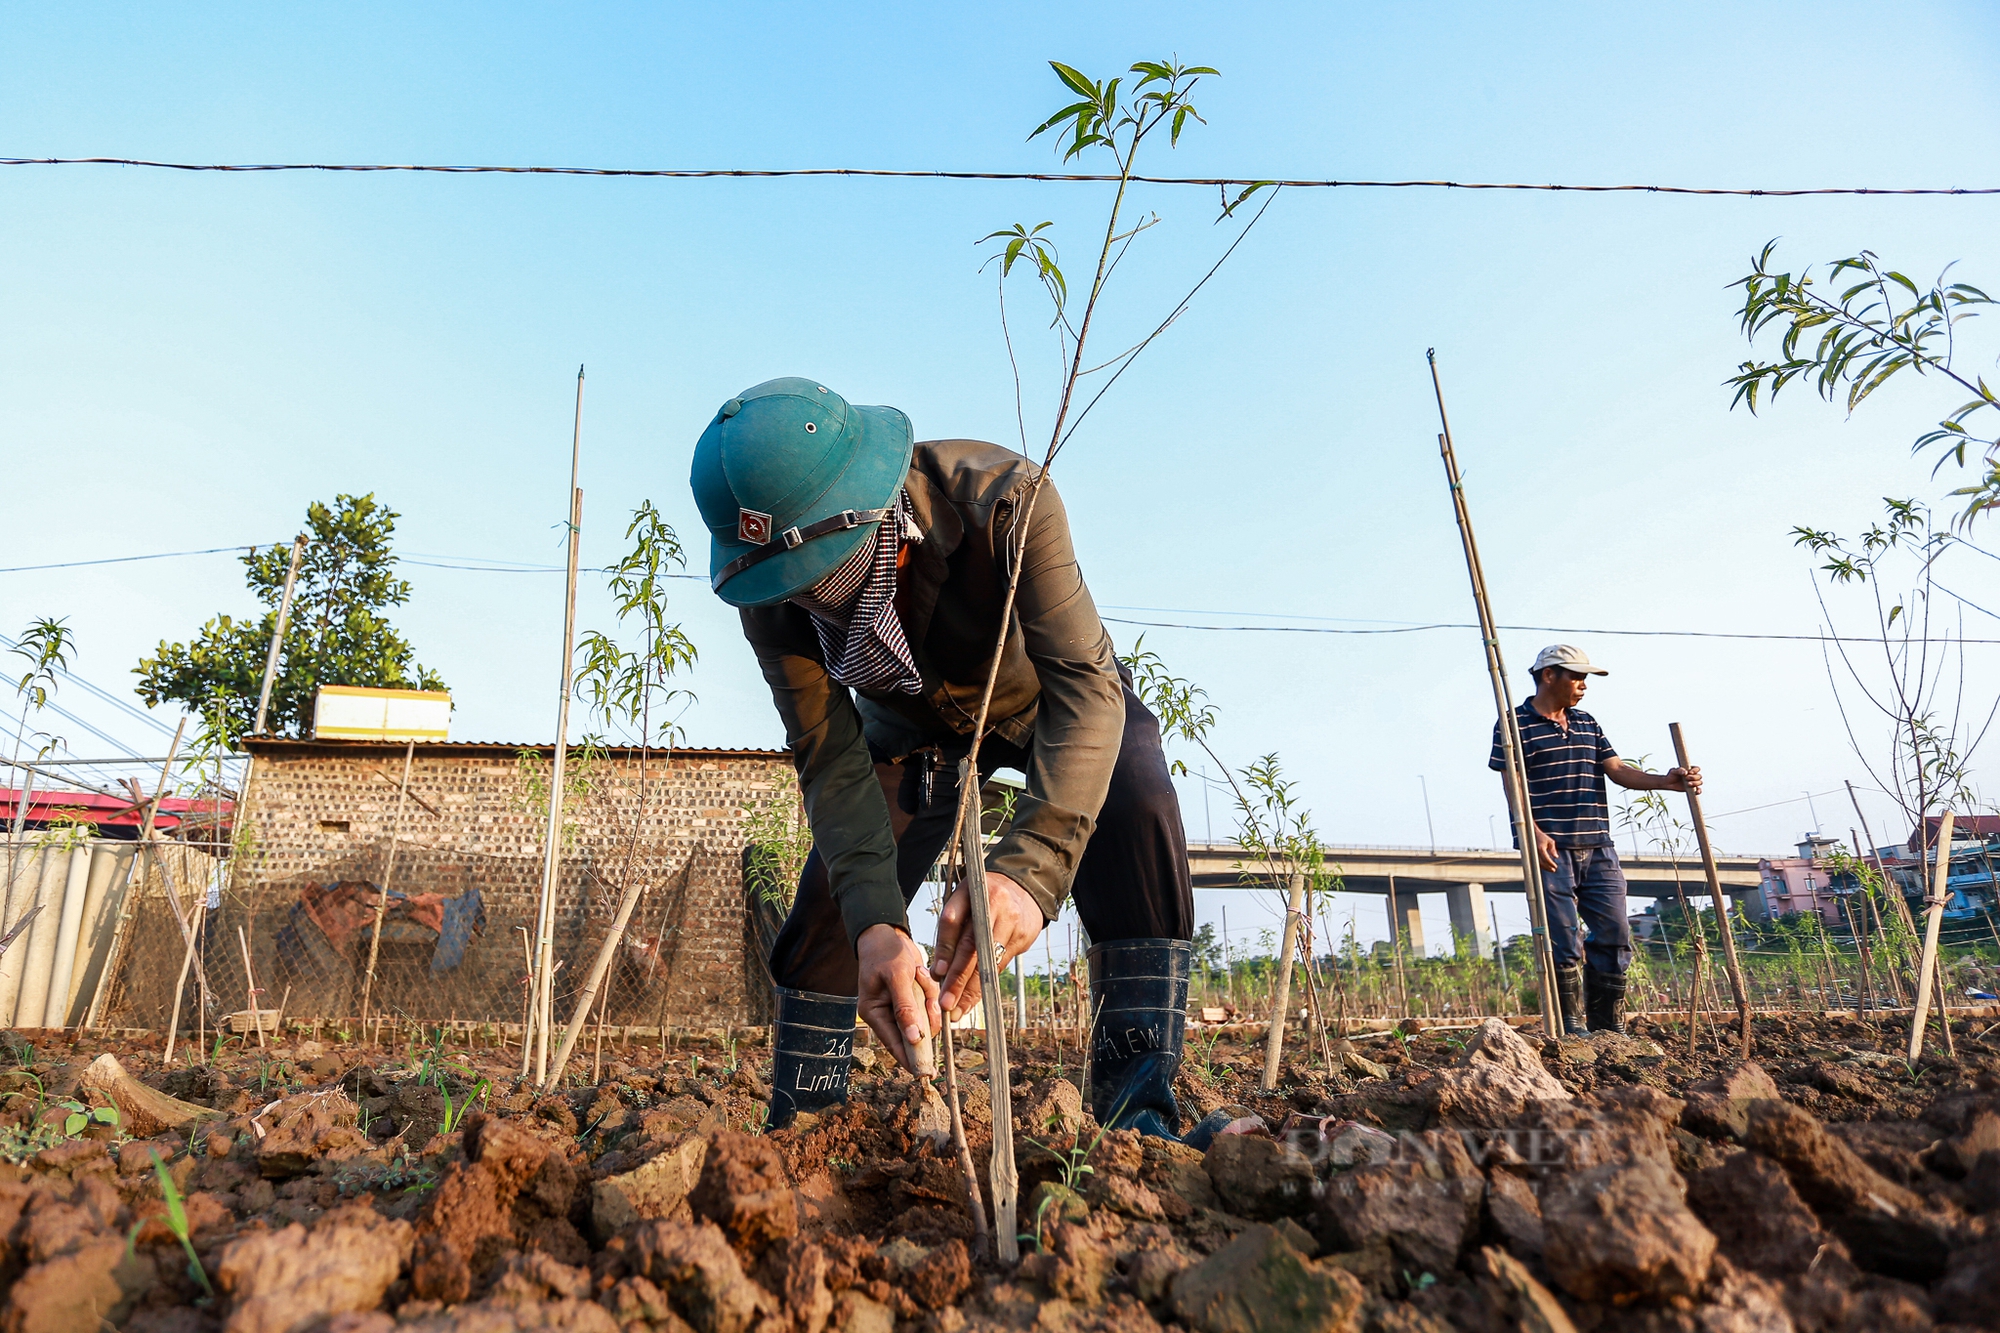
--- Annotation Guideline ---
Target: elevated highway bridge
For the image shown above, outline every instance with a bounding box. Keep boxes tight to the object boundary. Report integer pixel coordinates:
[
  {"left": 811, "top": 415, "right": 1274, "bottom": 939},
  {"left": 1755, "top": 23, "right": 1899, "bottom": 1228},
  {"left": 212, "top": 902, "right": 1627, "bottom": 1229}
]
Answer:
[{"left": 1185, "top": 841, "right": 1765, "bottom": 958}]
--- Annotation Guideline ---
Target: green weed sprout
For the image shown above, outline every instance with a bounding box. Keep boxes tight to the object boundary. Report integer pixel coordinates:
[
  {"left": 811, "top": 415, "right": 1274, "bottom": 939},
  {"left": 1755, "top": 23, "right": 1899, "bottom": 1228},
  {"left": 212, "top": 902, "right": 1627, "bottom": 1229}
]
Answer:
[
  {"left": 141, "top": 1148, "right": 213, "bottom": 1297},
  {"left": 439, "top": 1078, "right": 491, "bottom": 1135},
  {"left": 58, "top": 1100, "right": 119, "bottom": 1137}
]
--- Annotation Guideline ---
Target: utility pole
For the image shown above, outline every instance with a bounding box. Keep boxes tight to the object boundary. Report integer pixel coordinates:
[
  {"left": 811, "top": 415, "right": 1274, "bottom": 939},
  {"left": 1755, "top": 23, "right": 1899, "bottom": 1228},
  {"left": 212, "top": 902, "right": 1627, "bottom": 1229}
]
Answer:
[
  {"left": 253, "top": 536, "right": 307, "bottom": 737},
  {"left": 1419, "top": 776, "right": 1437, "bottom": 855}
]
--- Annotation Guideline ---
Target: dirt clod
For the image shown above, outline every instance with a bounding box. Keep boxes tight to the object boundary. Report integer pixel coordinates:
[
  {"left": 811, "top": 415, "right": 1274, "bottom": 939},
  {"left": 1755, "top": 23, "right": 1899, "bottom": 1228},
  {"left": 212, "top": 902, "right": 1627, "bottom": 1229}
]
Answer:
[
  {"left": 686, "top": 1130, "right": 796, "bottom": 1254},
  {"left": 1170, "top": 1222, "right": 1364, "bottom": 1333},
  {"left": 1540, "top": 1157, "right": 1715, "bottom": 1302},
  {"left": 1202, "top": 1133, "right": 1315, "bottom": 1219},
  {"left": 216, "top": 1212, "right": 413, "bottom": 1333}
]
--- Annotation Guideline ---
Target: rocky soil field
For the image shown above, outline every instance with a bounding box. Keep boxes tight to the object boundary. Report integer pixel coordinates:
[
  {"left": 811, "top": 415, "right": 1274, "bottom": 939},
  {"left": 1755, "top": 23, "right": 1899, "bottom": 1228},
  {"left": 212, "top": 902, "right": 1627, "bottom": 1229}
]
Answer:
[{"left": 0, "top": 1011, "right": 1996, "bottom": 1333}]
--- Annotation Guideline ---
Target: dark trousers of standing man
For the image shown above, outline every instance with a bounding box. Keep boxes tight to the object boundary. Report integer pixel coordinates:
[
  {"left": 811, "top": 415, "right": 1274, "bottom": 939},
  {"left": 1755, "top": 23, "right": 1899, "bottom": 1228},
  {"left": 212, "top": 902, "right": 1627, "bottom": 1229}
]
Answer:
[
  {"left": 769, "top": 680, "right": 1195, "bottom": 995},
  {"left": 1543, "top": 844, "right": 1633, "bottom": 975}
]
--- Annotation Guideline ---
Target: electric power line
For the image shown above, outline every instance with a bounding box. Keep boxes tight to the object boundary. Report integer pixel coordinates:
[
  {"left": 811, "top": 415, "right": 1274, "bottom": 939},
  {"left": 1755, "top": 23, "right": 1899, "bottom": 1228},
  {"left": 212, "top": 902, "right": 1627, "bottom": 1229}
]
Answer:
[
  {"left": 1098, "top": 615, "right": 2000, "bottom": 646},
  {"left": 0, "top": 544, "right": 274, "bottom": 574},
  {"left": 3, "top": 157, "right": 1996, "bottom": 197},
  {"left": 12, "top": 542, "right": 1989, "bottom": 645},
  {"left": 0, "top": 632, "right": 180, "bottom": 739}
]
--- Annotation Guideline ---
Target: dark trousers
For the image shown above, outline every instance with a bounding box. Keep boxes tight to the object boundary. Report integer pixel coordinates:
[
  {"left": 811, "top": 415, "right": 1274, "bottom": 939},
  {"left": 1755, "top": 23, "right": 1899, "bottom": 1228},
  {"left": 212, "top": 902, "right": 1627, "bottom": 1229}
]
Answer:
[
  {"left": 769, "top": 681, "right": 1195, "bottom": 996},
  {"left": 1543, "top": 844, "right": 1632, "bottom": 974}
]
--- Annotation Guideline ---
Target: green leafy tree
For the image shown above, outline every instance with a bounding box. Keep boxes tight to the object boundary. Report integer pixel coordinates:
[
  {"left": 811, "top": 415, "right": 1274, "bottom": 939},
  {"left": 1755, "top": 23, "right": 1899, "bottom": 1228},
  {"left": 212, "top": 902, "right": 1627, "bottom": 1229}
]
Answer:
[{"left": 134, "top": 494, "right": 444, "bottom": 738}]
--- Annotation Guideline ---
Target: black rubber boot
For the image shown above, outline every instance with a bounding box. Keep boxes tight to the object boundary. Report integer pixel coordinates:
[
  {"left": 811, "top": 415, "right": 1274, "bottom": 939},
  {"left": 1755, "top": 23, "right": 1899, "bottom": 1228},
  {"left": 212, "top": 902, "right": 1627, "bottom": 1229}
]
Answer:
[
  {"left": 1555, "top": 964, "right": 1589, "bottom": 1037},
  {"left": 1087, "top": 938, "right": 1194, "bottom": 1140},
  {"left": 1585, "top": 967, "right": 1627, "bottom": 1035},
  {"left": 767, "top": 987, "right": 856, "bottom": 1130}
]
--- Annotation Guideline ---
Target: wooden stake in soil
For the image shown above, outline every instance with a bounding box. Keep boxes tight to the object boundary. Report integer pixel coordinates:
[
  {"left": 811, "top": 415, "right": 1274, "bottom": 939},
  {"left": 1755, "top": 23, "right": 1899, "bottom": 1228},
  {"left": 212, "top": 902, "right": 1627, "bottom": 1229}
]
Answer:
[
  {"left": 531, "top": 367, "right": 587, "bottom": 1086},
  {"left": 1260, "top": 871, "right": 1308, "bottom": 1091},
  {"left": 236, "top": 924, "right": 265, "bottom": 1049},
  {"left": 957, "top": 760, "right": 1017, "bottom": 1265},
  {"left": 1669, "top": 724, "right": 1753, "bottom": 1059},
  {"left": 1909, "top": 809, "right": 1956, "bottom": 1060},
  {"left": 1427, "top": 352, "right": 1563, "bottom": 1037},
  {"left": 92, "top": 718, "right": 185, "bottom": 1034},
  {"left": 1386, "top": 874, "right": 1410, "bottom": 1016},
  {"left": 1849, "top": 783, "right": 1915, "bottom": 1003},
  {"left": 359, "top": 738, "right": 415, "bottom": 1039},
  {"left": 544, "top": 870, "right": 649, "bottom": 1089},
  {"left": 940, "top": 1020, "right": 989, "bottom": 1256}
]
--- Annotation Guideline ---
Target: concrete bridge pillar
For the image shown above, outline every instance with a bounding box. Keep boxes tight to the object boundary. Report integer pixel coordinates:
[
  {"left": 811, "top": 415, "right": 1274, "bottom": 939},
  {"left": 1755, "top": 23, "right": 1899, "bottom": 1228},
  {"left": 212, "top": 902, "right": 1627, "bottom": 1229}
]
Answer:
[
  {"left": 1386, "top": 878, "right": 1425, "bottom": 956},
  {"left": 1444, "top": 883, "right": 1492, "bottom": 959}
]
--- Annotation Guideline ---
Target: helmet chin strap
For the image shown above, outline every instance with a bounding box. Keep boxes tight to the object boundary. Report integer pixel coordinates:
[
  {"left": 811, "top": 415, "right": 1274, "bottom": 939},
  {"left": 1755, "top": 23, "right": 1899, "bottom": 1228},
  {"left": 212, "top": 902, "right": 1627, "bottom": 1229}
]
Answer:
[{"left": 711, "top": 505, "right": 893, "bottom": 593}]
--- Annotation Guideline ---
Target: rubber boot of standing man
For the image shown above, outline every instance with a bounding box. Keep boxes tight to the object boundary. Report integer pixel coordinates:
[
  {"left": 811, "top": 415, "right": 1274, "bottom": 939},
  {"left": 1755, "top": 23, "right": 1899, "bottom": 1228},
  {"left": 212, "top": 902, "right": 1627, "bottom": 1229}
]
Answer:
[
  {"left": 690, "top": 377, "right": 1230, "bottom": 1144},
  {"left": 1489, "top": 645, "right": 1700, "bottom": 1036}
]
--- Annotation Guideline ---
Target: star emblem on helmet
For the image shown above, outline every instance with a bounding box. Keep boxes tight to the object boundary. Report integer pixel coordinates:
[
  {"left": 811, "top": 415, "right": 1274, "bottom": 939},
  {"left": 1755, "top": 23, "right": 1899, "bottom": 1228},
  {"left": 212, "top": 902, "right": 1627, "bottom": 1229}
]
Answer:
[{"left": 738, "top": 508, "right": 774, "bottom": 545}]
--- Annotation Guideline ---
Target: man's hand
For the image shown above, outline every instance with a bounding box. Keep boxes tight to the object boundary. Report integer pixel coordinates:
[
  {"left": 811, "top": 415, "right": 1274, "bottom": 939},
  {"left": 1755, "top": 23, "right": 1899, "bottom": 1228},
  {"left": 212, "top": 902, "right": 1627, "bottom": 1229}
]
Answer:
[
  {"left": 1535, "top": 826, "right": 1559, "bottom": 873},
  {"left": 856, "top": 923, "right": 942, "bottom": 1076},
  {"left": 1667, "top": 765, "right": 1702, "bottom": 795},
  {"left": 931, "top": 871, "right": 1046, "bottom": 1020}
]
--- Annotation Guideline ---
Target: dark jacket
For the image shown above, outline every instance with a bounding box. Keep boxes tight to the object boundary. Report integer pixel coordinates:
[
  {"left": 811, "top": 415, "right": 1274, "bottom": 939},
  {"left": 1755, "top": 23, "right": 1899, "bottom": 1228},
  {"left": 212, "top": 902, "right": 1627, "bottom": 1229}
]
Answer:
[{"left": 739, "top": 439, "right": 1125, "bottom": 946}]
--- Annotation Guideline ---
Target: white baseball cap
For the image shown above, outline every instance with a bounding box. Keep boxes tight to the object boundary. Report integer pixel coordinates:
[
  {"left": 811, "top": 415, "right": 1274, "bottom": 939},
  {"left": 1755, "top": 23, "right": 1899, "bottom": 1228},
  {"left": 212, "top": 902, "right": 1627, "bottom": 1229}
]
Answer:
[{"left": 1532, "top": 644, "right": 1607, "bottom": 676}]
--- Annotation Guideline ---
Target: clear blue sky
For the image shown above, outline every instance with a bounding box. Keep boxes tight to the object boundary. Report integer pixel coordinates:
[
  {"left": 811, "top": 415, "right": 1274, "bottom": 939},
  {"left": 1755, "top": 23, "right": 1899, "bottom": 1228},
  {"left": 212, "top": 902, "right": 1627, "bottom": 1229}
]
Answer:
[{"left": 6, "top": 2, "right": 1998, "bottom": 956}]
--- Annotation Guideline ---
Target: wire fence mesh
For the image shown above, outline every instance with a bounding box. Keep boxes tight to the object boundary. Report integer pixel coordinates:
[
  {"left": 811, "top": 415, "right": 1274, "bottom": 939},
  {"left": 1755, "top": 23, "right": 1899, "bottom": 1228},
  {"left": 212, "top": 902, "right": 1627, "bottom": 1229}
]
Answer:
[{"left": 15, "top": 741, "right": 799, "bottom": 1043}]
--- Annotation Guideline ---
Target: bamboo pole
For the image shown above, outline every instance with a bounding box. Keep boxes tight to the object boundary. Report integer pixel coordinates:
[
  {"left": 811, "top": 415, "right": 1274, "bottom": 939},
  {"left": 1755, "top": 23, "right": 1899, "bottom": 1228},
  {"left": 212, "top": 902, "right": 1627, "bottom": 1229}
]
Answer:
[
  {"left": 1387, "top": 873, "right": 1410, "bottom": 1016},
  {"left": 236, "top": 925, "right": 265, "bottom": 1049},
  {"left": 957, "top": 760, "right": 1016, "bottom": 1264},
  {"left": 1426, "top": 351, "right": 1563, "bottom": 1036},
  {"left": 517, "top": 926, "right": 535, "bottom": 1069},
  {"left": 358, "top": 739, "right": 415, "bottom": 1038},
  {"left": 544, "top": 872, "right": 648, "bottom": 1089},
  {"left": 1260, "top": 872, "right": 1307, "bottom": 1091},
  {"left": 1904, "top": 808, "right": 1952, "bottom": 1048},
  {"left": 1909, "top": 810, "right": 1956, "bottom": 1058},
  {"left": 940, "top": 1018, "right": 988, "bottom": 1254},
  {"left": 1844, "top": 827, "right": 1879, "bottom": 1008},
  {"left": 532, "top": 366, "right": 587, "bottom": 1086},
  {"left": 1669, "top": 724, "right": 1753, "bottom": 1058},
  {"left": 87, "top": 719, "right": 184, "bottom": 1031},
  {"left": 1849, "top": 783, "right": 1917, "bottom": 990}
]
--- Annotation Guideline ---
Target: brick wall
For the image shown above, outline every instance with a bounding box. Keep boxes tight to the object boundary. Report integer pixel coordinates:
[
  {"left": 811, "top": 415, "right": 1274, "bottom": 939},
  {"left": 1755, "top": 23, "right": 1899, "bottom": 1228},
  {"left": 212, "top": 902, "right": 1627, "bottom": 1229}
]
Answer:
[{"left": 134, "top": 739, "right": 800, "bottom": 1032}]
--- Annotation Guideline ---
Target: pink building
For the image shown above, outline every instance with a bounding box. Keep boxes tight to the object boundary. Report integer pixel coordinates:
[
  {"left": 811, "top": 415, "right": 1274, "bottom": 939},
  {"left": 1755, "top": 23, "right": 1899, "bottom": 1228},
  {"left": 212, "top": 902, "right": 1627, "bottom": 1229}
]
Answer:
[{"left": 1756, "top": 835, "right": 1851, "bottom": 926}]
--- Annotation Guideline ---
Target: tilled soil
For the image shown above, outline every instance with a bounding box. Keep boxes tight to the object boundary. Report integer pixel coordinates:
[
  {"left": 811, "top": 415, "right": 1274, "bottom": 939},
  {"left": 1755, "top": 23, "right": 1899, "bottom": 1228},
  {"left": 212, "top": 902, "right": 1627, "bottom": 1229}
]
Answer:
[{"left": 0, "top": 1011, "right": 1997, "bottom": 1333}]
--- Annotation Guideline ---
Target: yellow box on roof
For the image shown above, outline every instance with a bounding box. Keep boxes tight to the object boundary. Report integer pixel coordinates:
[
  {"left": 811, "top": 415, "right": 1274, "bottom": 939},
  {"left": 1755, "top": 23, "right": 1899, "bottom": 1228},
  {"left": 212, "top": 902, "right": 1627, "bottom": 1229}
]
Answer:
[{"left": 312, "top": 685, "right": 453, "bottom": 741}]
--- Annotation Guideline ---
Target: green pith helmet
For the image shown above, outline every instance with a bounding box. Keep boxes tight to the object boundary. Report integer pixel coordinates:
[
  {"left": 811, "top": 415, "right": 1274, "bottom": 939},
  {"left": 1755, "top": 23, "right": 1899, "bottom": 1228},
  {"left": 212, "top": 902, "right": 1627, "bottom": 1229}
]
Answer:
[{"left": 690, "top": 377, "right": 914, "bottom": 608}]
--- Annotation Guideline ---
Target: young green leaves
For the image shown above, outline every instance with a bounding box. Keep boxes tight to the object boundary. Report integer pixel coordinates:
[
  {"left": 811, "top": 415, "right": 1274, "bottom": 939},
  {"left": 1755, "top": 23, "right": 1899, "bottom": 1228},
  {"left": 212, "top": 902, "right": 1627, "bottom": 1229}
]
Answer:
[
  {"left": 9, "top": 617, "right": 73, "bottom": 711},
  {"left": 1120, "top": 636, "right": 1217, "bottom": 777},
  {"left": 575, "top": 499, "right": 699, "bottom": 747},
  {"left": 144, "top": 1148, "right": 213, "bottom": 1297},
  {"left": 59, "top": 1099, "right": 119, "bottom": 1137},
  {"left": 1028, "top": 59, "right": 1217, "bottom": 161},
  {"left": 980, "top": 222, "right": 1067, "bottom": 325},
  {"left": 1729, "top": 242, "right": 2000, "bottom": 523}
]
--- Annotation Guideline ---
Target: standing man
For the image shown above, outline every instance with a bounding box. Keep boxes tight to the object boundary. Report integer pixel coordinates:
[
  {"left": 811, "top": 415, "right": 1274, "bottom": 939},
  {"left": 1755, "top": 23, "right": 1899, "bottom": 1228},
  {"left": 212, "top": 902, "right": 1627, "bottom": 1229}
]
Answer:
[
  {"left": 1489, "top": 645, "right": 1700, "bottom": 1035},
  {"left": 691, "top": 377, "right": 1201, "bottom": 1138}
]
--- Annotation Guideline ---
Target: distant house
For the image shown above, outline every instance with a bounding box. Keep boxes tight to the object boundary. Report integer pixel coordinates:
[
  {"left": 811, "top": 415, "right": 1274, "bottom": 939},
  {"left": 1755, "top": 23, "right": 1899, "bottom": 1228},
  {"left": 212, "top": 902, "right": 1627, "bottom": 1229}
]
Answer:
[
  {"left": 1756, "top": 835, "right": 1854, "bottom": 926},
  {"left": 0, "top": 785, "right": 232, "bottom": 841},
  {"left": 1907, "top": 815, "right": 2000, "bottom": 852}
]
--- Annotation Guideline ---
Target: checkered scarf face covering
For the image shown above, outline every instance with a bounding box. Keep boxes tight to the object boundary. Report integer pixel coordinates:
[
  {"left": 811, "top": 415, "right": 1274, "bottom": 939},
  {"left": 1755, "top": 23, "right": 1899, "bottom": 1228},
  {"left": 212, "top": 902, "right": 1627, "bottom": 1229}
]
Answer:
[{"left": 791, "top": 491, "right": 923, "bottom": 695}]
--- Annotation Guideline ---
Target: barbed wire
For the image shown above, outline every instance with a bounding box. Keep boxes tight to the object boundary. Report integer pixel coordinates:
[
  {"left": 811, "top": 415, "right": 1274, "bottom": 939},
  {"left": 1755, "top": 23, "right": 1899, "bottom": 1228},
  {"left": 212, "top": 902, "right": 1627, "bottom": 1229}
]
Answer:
[{"left": 3, "top": 157, "right": 1996, "bottom": 197}]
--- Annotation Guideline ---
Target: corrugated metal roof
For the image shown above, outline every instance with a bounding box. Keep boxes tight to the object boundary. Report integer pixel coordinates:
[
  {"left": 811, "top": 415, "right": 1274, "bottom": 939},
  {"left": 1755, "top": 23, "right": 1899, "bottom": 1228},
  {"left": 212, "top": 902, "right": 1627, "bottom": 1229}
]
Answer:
[{"left": 242, "top": 737, "right": 790, "bottom": 760}]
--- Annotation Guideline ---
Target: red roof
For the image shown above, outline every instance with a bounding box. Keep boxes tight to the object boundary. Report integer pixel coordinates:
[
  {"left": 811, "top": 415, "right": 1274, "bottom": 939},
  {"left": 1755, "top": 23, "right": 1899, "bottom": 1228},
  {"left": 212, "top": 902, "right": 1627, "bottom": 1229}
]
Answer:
[
  {"left": 0, "top": 786, "right": 233, "bottom": 836},
  {"left": 1907, "top": 814, "right": 2000, "bottom": 852}
]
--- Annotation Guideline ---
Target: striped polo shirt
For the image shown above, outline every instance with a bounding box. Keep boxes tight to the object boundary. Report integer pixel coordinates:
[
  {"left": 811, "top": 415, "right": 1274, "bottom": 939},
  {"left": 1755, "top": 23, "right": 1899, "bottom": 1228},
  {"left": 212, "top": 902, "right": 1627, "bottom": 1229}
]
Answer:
[{"left": 1488, "top": 700, "right": 1617, "bottom": 847}]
